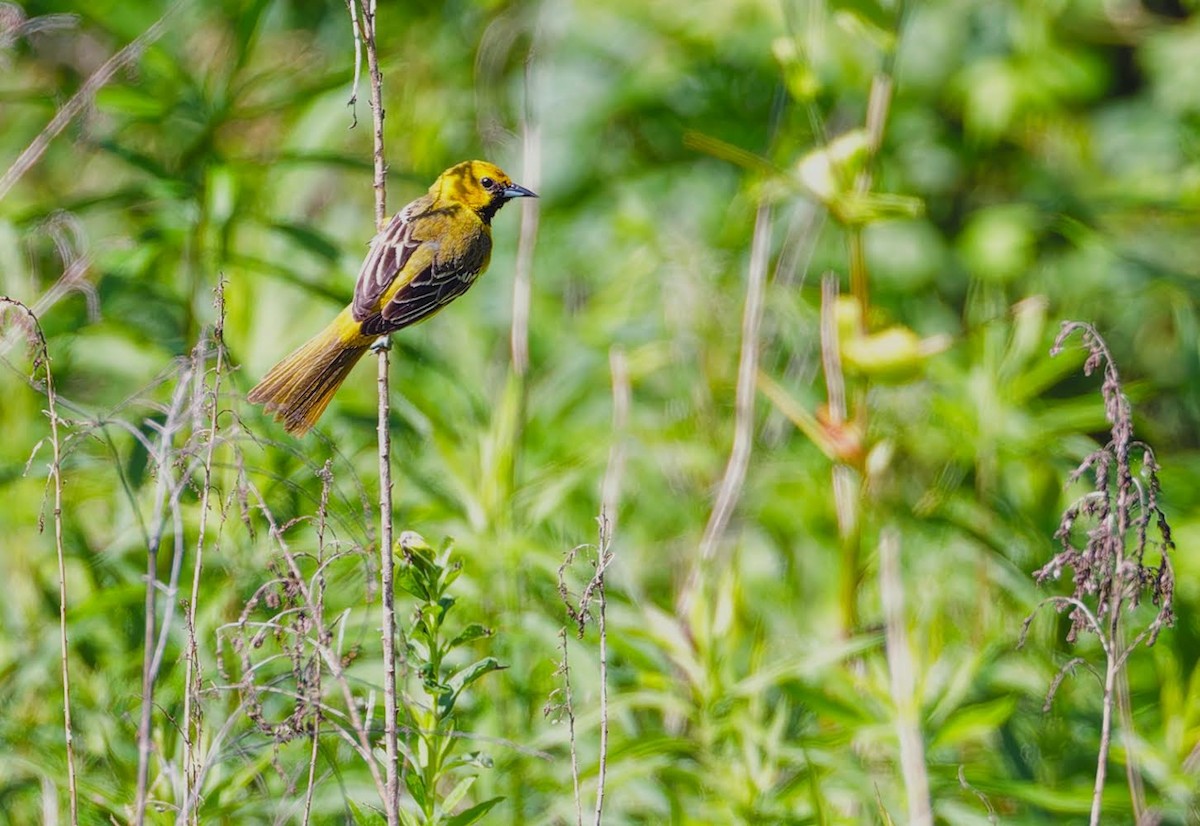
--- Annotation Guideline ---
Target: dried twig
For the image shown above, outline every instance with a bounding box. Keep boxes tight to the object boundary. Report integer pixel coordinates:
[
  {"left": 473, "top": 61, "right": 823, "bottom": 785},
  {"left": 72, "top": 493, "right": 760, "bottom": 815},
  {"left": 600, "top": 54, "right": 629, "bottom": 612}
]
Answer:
[
  {"left": 302, "top": 460, "right": 335, "bottom": 826},
  {"left": 233, "top": 474, "right": 388, "bottom": 803},
  {"left": 677, "top": 202, "right": 772, "bottom": 617},
  {"left": 1, "top": 299, "right": 78, "bottom": 825},
  {"left": 1027, "top": 321, "right": 1175, "bottom": 826},
  {"left": 347, "top": 0, "right": 398, "bottom": 819},
  {"left": 136, "top": 352, "right": 202, "bottom": 825},
  {"left": 546, "top": 630, "right": 583, "bottom": 826},
  {"left": 592, "top": 517, "right": 612, "bottom": 826},
  {"left": 0, "top": 3, "right": 179, "bottom": 204},
  {"left": 180, "top": 282, "right": 227, "bottom": 825},
  {"left": 879, "top": 526, "right": 931, "bottom": 826},
  {"left": 549, "top": 348, "right": 627, "bottom": 825}
]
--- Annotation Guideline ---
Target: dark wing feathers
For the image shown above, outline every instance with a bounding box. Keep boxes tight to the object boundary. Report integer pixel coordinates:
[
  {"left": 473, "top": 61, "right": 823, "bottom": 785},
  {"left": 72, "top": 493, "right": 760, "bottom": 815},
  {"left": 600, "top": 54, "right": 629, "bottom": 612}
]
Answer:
[
  {"left": 352, "top": 197, "right": 492, "bottom": 338},
  {"left": 351, "top": 202, "right": 425, "bottom": 323}
]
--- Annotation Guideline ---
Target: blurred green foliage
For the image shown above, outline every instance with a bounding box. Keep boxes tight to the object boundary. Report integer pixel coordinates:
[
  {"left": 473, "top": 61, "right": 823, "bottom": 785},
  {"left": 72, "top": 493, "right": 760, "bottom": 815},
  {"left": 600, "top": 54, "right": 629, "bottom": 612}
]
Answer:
[{"left": 1, "top": 0, "right": 1198, "bottom": 823}]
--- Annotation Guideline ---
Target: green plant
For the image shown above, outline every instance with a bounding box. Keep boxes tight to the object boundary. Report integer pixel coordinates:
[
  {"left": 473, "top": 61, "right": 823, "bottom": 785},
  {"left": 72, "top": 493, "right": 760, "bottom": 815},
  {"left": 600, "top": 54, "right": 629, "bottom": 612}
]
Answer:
[{"left": 394, "top": 533, "right": 504, "bottom": 826}]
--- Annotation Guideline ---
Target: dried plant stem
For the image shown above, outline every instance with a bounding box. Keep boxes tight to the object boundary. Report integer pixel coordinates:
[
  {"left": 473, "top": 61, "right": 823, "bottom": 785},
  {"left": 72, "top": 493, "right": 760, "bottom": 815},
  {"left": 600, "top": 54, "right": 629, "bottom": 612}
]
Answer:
[
  {"left": 0, "top": 3, "right": 177, "bottom": 204},
  {"left": 180, "top": 284, "right": 226, "bottom": 825},
  {"left": 678, "top": 202, "right": 771, "bottom": 617},
  {"left": 358, "top": 0, "right": 387, "bottom": 228},
  {"left": 374, "top": 337, "right": 399, "bottom": 823},
  {"left": 558, "top": 630, "right": 583, "bottom": 826},
  {"left": 134, "top": 522, "right": 160, "bottom": 816},
  {"left": 5, "top": 299, "right": 80, "bottom": 825},
  {"left": 46, "top": 351, "right": 77, "bottom": 826},
  {"left": 879, "top": 526, "right": 931, "bottom": 826},
  {"left": 1032, "top": 322, "right": 1175, "bottom": 825},
  {"left": 302, "top": 463, "right": 334, "bottom": 826},
  {"left": 1117, "top": 661, "right": 1147, "bottom": 819},
  {"left": 592, "top": 519, "right": 612, "bottom": 826},
  {"left": 135, "top": 363, "right": 195, "bottom": 825},
  {"left": 240, "top": 479, "right": 388, "bottom": 803},
  {"left": 351, "top": 0, "right": 398, "bottom": 818},
  {"left": 1090, "top": 609, "right": 1122, "bottom": 826}
]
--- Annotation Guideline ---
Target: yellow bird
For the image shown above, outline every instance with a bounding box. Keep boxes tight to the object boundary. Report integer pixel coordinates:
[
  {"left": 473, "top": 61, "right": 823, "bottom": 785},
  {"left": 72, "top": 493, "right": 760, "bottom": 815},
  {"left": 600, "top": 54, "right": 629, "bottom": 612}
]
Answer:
[{"left": 248, "top": 160, "right": 536, "bottom": 435}]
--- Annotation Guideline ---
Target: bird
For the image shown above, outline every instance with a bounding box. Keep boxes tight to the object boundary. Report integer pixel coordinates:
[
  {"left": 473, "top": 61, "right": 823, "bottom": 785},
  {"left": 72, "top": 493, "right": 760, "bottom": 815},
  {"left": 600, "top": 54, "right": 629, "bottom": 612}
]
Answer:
[{"left": 247, "top": 160, "right": 536, "bottom": 435}]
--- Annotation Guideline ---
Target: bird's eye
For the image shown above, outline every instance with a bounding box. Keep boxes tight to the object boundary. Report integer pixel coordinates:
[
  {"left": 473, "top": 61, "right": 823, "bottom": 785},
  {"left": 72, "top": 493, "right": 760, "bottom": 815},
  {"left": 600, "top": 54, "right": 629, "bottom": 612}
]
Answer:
[{"left": 480, "top": 177, "right": 495, "bottom": 190}]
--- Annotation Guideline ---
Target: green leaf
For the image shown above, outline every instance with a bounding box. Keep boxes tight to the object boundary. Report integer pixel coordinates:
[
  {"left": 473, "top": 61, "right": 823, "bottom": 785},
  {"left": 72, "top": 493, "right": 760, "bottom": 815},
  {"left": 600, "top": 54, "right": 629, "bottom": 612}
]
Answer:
[
  {"left": 403, "top": 768, "right": 428, "bottom": 808},
  {"left": 95, "top": 86, "right": 166, "bottom": 118},
  {"left": 440, "top": 775, "right": 476, "bottom": 813},
  {"left": 445, "top": 797, "right": 504, "bottom": 826},
  {"left": 930, "top": 696, "right": 1017, "bottom": 749},
  {"left": 448, "top": 624, "right": 493, "bottom": 650},
  {"left": 450, "top": 657, "right": 504, "bottom": 693}
]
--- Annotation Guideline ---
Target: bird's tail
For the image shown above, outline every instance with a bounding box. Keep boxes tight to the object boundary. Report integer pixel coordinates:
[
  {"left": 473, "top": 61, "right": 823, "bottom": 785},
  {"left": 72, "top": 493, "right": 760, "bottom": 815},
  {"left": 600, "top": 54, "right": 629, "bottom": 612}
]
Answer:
[{"left": 247, "top": 308, "right": 374, "bottom": 435}]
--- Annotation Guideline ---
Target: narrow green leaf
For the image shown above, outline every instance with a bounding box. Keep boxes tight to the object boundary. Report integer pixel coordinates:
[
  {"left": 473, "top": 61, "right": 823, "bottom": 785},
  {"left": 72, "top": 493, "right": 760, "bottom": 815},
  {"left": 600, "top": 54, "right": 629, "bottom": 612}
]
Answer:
[{"left": 445, "top": 797, "right": 504, "bottom": 826}]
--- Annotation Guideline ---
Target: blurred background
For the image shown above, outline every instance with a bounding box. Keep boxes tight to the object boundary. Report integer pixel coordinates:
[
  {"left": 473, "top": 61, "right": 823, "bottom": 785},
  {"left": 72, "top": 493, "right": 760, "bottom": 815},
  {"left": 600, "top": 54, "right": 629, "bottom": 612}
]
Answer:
[{"left": 1, "top": 0, "right": 1198, "bottom": 822}]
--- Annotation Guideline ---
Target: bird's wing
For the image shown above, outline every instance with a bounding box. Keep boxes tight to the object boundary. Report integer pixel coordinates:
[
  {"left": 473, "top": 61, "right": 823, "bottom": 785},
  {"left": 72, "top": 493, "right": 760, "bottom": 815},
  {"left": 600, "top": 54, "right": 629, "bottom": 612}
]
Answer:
[
  {"left": 351, "top": 199, "right": 492, "bottom": 338},
  {"left": 351, "top": 200, "right": 427, "bottom": 323}
]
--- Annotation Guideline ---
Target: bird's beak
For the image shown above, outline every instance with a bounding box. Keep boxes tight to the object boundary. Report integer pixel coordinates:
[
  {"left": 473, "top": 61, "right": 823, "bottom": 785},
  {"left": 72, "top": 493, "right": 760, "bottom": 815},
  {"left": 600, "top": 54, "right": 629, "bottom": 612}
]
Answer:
[{"left": 502, "top": 183, "right": 538, "bottom": 199}]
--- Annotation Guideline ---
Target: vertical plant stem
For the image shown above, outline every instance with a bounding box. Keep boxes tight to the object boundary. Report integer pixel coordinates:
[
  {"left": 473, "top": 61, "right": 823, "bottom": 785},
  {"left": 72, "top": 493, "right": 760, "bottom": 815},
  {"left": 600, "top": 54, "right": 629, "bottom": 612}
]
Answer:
[
  {"left": 677, "top": 202, "right": 771, "bottom": 617},
  {"left": 592, "top": 519, "right": 612, "bottom": 826},
  {"left": 819, "top": 274, "right": 861, "bottom": 634},
  {"left": 180, "top": 284, "right": 225, "bottom": 825},
  {"left": 353, "top": 0, "right": 397, "bottom": 819},
  {"left": 360, "top": 0, "right": 387, "bottom": 227},
  {"left": 135, "top": 368, "right": 193, "bottom": 824},
  {"left": 241, "top": 479, "right": 388, "bottom": 802},
  {"left": 376, "top": 338, "right": 399, "bottom": 823},
  {"left": 879, "top": 526, "right": 932, "bottom": 826},
  {"left": 135, "top": 490, "right": 166, "bottom": 822},
  {"left": 558, "top": 629, "right": 583, "bottom": 826},
  {"left": 1117, "top": 656, "right": 1147, "bottom": 819},
  {"left": 1091, "top": 605, "right": 1122, "bottom": 826},
  {"left": 43, "top": 324, "right": 78, "bottom": 826}
]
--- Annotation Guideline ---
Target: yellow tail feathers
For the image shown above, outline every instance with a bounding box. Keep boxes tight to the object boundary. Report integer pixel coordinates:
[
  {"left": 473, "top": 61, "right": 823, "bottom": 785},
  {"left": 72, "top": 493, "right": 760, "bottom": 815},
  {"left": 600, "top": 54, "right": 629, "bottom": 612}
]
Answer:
[{"left": 247, "top": 308, "right": 374, "bottom": 435}]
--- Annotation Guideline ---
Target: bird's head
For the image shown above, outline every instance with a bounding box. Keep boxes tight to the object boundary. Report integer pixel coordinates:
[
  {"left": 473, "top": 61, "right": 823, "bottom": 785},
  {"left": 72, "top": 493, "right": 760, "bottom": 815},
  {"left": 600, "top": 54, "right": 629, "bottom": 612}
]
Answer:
[{"left": 433, "top": 160, "right": 537, "bottom": 224}]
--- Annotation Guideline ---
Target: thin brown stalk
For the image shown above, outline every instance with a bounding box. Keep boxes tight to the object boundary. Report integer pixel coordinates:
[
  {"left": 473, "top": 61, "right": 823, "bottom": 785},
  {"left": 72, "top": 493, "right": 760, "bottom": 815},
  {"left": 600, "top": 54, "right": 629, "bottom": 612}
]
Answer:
[
  {"left": 1117, "top": 640, "right": 1147, "bottom": 819},
  {"left": 358, "top": 0, "right": 387, "bottom": 229},
  {"left": 350, "top": 0, "right": 398, "bottom": 819},
  {"left": 555, "top": 629, "right": 583, "bottom": 826},
  {"left": 555, "top": 519, "right": 616, "bottom": 823},
  {"left": 879, "top": 526, "right": 932, "bottom": 826},
  {"left": 592, "top": 517, "right": 612, "bottom": 826},
  {"left": 1091, "top": 604, "right": 1123, "bottom": 825},
  {"left": 677, "top": 202, "right": 771, "bottom": 617},
  {"left": 238, "top": 476, "right": 388, "bottom": 803},
  {"left": 135, "top": 357, "right": 197, "bottom": 825},
  {"left": 0, "top": 3, "right": 178, "bottom": 204},
  {"left": 374, "top": 336, "right": 399, "bottom": 823},
  {"left": 180, "top": 282, "right": 226, "bottom": 825},
  {"left": 45, "top": 329, "right": 77, "bottom": 825},
  {"left": 3, "top": 299, "right": 79, "bottom": 825},
  {"left": 302, "top": 461, "right": 334, "bottom": 826}
]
